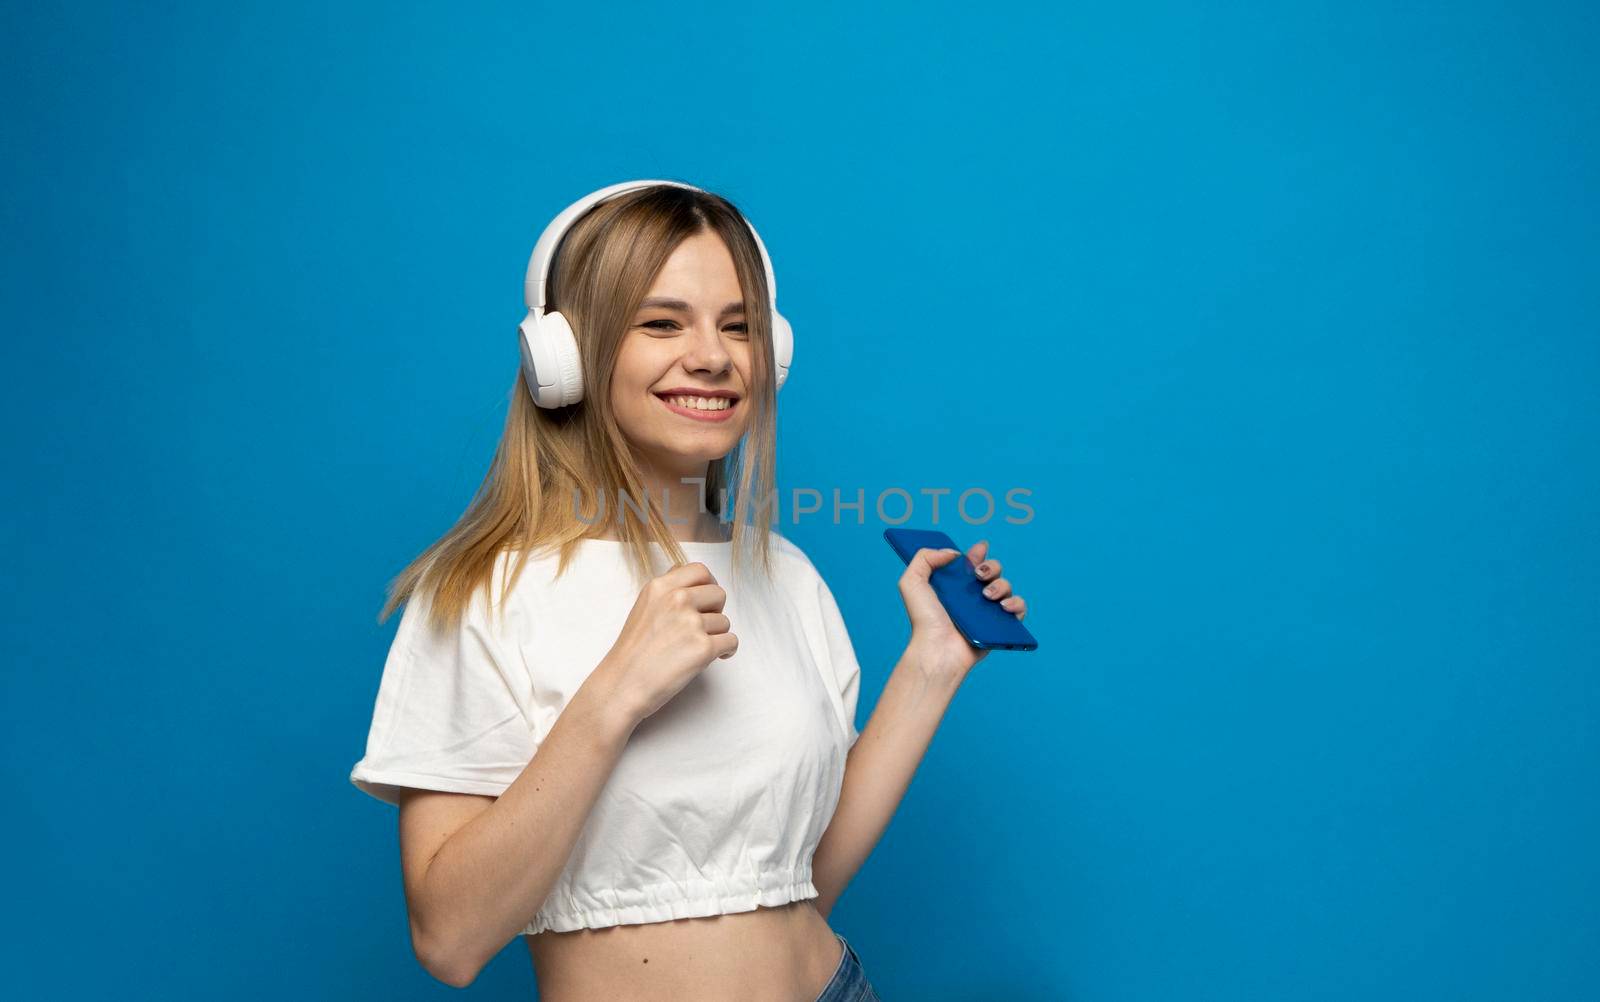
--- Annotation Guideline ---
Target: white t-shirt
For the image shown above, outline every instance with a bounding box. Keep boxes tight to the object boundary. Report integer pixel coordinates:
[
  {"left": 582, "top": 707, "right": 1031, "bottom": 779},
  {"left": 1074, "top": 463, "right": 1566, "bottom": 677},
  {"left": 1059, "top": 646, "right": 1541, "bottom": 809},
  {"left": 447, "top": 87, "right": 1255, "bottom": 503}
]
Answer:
[{"left": 349, "top": 532, "right": 862, "bottom": 935}]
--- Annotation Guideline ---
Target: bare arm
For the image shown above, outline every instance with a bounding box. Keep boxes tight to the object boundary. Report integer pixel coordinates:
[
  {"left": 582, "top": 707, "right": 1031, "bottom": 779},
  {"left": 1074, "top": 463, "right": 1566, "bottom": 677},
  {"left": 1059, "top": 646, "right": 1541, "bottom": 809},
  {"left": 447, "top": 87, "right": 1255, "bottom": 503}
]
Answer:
[
  {"left": 808, "top": 640, "right": 961, "bottom": 918},
  {"left": 400, "top": 666, "right": 640, "bottom": 988},
  {"left": 809, "top": 540, "right": 1027, "bottom": 917}
]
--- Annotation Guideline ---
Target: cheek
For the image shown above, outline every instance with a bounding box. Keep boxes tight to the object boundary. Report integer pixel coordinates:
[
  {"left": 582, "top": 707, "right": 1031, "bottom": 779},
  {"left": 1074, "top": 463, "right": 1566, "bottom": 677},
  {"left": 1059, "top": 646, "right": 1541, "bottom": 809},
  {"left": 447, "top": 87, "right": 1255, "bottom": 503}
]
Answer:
[
  {"left": 607, "top": 371, "right": 649, "bottom": 422},
  {"left": 609, "top": 347, "right": 660, "bottom": 400},
  {"left": 732, "top": 343, "right": 757, "bottom": 382}
]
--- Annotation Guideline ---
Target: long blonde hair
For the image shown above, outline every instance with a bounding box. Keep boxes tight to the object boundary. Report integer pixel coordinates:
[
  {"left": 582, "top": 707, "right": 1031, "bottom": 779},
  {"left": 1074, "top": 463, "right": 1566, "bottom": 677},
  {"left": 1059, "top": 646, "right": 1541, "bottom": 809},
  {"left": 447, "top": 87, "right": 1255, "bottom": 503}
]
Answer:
[{"left": 380, "top": 183, "right": 781, "bottom": 634}]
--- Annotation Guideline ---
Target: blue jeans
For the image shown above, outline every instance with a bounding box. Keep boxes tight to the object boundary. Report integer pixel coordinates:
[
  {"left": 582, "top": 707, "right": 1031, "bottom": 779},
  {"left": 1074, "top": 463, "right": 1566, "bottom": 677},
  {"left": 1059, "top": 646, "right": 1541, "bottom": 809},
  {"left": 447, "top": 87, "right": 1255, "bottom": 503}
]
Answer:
[{"left": 813, "top": 933, "right": 882, "bottom": 1001}]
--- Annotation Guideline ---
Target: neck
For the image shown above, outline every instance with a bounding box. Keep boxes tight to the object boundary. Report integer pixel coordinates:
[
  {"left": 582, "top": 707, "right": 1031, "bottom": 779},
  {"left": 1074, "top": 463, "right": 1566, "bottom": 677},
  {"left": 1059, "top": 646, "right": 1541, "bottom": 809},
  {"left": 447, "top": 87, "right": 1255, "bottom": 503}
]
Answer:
[{"left": 601, "top": 460, "right": 728, "bottom": 543}]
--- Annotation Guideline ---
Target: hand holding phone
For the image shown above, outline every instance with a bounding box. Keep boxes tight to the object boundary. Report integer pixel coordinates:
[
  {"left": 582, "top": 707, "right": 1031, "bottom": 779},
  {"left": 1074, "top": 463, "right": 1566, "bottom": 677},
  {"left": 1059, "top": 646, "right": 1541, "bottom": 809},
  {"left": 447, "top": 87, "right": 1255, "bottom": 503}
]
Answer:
[{"left": 884, "top": 528, "right": 1038, "bottom": 652}]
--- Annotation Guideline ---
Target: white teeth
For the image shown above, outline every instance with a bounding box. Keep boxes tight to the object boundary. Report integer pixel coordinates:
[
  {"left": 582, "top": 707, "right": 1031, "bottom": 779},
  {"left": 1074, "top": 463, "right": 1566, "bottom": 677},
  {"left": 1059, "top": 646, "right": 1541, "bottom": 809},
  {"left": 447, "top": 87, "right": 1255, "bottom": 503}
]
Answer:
[{"left": 665, "top": 394, "right": 732, "bottom": 411}]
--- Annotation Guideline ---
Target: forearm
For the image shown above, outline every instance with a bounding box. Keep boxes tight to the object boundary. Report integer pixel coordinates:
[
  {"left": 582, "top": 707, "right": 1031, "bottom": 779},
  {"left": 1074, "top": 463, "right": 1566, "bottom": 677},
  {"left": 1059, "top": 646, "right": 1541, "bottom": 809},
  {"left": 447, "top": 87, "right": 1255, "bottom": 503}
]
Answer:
[
  {"left": 414, "top": 666, "right": 639, "bottom": 982},
  {"left": 809, "top": 642, "right": 963, "bottom": 917}
]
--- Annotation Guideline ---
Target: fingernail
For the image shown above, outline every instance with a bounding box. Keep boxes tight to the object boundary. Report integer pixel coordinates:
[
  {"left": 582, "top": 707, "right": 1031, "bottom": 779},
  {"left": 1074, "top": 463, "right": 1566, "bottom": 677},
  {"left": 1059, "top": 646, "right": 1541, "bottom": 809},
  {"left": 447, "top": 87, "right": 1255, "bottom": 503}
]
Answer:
[{"left": 983, "top": 584, "right": 998, "bottom": 597}]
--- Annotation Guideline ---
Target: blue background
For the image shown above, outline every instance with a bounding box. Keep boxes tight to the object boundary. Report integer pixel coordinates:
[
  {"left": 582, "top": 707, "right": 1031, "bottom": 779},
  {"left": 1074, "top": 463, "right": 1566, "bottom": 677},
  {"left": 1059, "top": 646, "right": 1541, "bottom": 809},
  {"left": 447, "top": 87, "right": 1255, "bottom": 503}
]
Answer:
[{"left": 5, "top": 1, "right": 1596, "bottom": 999}]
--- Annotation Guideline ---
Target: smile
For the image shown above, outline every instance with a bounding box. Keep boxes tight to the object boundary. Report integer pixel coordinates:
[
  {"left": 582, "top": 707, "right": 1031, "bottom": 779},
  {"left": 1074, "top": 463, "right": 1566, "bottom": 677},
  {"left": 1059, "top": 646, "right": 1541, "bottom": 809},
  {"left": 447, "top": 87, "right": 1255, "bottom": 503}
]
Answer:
[{"left": 655, "top": 393, "right": 740, "bottom": 422}]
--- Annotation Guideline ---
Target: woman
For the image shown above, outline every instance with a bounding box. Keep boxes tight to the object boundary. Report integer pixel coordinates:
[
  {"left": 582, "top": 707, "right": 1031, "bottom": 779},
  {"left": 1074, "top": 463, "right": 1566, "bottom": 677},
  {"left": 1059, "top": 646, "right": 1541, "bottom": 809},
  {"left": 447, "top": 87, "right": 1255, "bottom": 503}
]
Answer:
[{"left": 349, "top": 179, "right": 1028, "bottom": 1000}]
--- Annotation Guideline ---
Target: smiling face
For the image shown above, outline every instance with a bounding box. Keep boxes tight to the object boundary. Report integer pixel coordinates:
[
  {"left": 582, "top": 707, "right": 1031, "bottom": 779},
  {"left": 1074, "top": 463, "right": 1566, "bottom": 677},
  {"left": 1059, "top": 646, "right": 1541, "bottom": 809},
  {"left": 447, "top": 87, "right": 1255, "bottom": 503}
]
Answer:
[{"left": 609, "top": 228, "right": 756, "bottom": 483}]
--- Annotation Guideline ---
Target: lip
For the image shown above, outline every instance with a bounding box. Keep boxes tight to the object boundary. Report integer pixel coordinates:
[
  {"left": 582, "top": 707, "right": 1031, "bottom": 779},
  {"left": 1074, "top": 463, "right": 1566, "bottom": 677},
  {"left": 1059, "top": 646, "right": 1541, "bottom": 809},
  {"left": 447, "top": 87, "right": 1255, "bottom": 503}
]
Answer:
[
  {"left": 655, "top": 387, "right": 741, "bottom": 399},
  {"left": 655, "top": 389, "right": 741, "bottom": 423}
]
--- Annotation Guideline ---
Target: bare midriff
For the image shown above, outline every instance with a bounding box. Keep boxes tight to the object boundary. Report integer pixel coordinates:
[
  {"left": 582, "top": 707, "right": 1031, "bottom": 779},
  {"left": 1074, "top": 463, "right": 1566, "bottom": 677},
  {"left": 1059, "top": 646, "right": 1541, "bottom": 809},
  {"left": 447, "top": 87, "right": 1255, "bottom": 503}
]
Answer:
[{"left": 524, "top": 898, "right": 845, "bottom": 1002}]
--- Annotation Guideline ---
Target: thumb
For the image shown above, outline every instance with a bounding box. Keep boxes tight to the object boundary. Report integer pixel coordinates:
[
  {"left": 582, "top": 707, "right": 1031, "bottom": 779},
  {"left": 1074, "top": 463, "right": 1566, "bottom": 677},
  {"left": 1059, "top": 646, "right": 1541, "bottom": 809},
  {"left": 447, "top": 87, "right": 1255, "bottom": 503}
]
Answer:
[{"left": 905, "top": 546, "right": 964, "bottom": 582}]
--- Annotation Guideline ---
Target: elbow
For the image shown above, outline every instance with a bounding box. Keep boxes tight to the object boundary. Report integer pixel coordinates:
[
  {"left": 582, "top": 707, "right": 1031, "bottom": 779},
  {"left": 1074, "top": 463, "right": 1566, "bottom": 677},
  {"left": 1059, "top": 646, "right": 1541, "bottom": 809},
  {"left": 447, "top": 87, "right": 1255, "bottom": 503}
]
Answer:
[
  {"left": 436, "top": 964, "right": 480, "bottom": 991},
  {"left": 416, "top": 940, "right": 480, "bottom": 990},
  {"left": 412, "top": 921, "right": 482, "bottom": 989}
]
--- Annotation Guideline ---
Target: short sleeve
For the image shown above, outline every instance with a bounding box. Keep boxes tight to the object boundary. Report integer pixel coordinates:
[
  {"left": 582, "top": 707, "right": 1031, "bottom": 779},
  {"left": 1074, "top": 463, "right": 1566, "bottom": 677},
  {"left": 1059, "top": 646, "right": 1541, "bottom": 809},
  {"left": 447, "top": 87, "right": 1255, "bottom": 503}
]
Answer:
[
  {"left": 349, "top": 582, "right": 539, "bottom": 806},
  {"left": 813, "top": 573, "right": 863, "bottom": 749}
]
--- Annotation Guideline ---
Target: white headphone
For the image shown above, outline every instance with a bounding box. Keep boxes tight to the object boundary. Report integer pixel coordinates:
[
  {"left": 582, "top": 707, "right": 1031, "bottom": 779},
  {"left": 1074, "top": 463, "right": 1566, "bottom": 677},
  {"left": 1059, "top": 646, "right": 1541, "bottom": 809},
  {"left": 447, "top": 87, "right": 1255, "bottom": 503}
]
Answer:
[{"left": 518, "top": 179, "right": 794, "bottom": 409}]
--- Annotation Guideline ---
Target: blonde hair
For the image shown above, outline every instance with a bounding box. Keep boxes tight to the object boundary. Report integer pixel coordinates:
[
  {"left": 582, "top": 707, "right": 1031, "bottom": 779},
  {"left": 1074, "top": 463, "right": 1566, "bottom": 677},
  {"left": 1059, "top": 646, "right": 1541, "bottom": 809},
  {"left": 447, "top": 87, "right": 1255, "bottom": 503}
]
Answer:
[{"left": 379, "top": 183, "right": 781, "bottom": 634}]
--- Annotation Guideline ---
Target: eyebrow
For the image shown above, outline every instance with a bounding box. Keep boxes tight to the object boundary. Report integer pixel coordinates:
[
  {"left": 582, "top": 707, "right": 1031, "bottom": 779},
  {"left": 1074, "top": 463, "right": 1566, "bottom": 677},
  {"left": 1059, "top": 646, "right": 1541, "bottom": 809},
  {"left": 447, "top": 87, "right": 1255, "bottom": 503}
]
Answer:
[{"left": 637, "top": 297, "right": 746, "bottom": 318}]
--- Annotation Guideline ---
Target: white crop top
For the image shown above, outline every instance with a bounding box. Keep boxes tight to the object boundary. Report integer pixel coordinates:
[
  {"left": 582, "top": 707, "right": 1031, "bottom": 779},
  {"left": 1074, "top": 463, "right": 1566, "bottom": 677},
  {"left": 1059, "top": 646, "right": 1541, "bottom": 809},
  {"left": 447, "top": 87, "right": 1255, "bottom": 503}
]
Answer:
[{"left": 349, "top": 532, "right": 862, "bottom": 935}]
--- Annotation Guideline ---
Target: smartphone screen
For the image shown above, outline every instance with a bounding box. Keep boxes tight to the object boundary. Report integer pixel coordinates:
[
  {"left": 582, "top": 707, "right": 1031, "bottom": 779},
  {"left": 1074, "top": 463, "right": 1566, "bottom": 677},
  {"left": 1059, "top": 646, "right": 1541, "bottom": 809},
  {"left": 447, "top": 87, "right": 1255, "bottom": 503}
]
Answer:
[{"left": 883, "top": 528, "right": 1038, "bottom": 651}]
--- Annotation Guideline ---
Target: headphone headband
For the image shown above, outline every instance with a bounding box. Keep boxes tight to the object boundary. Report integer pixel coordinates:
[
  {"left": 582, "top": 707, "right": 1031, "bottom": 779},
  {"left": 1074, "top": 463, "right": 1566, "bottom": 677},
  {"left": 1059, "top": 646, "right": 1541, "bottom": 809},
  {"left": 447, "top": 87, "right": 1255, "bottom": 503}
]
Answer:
[{"left": 523, "top": 179, "right": 780, "bottom": 315}]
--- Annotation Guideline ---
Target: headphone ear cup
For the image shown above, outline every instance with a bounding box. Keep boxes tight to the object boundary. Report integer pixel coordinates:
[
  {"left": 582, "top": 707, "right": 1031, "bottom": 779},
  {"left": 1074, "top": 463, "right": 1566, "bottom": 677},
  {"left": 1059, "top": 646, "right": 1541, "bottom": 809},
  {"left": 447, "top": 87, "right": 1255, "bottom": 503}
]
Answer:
[
  {"left": 520, "top": 310, "right": 586, "bottom": 408},
  {"left": 545, "top": 311, "right": 585, "bottom": 406},
  {"left": 770, "top": 310, "right": 794, "bottom": 391}
]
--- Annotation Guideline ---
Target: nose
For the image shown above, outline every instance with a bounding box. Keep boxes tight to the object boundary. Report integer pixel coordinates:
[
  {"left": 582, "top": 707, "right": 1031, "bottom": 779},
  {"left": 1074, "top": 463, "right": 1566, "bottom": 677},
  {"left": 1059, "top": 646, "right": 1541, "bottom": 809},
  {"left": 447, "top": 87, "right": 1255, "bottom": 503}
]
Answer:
[{"left": 681, "top": 320, "right": 734, "bottom": 377}]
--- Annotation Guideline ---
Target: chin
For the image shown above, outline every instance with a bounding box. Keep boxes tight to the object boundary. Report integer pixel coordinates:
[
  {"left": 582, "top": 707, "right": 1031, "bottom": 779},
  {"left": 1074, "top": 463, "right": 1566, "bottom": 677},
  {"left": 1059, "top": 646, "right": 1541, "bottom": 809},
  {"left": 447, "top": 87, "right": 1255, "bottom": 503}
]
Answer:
[
  {"left": 636, "top": 435, "right": 732, "bottom": 470},
  {"left": 664, "top": 441, "right": 737, "bottom": 466}
]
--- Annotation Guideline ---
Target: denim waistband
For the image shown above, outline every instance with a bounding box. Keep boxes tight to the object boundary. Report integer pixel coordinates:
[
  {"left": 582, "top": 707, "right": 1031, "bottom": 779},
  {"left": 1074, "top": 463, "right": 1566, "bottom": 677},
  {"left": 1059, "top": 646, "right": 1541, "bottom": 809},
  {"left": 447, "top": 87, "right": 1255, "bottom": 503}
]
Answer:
[{"left": 813, "top": 932, "right": 880, "bottom": 1001}]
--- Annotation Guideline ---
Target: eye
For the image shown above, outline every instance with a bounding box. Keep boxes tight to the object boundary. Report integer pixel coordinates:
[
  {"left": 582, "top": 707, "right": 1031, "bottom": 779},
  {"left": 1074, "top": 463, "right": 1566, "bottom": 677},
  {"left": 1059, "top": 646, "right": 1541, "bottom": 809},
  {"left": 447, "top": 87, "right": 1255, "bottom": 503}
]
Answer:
[{"left": 638, "top": 319, "right": 749, "bottom": 337}]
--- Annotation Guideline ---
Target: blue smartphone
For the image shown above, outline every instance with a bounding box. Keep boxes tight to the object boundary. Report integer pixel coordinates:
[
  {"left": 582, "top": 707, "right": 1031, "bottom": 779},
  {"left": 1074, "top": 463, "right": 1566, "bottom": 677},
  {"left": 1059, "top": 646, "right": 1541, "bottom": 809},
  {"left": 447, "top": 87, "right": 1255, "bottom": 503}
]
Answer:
[{"left": 884, "top": 528, "right": 1038, "bottom": 651}]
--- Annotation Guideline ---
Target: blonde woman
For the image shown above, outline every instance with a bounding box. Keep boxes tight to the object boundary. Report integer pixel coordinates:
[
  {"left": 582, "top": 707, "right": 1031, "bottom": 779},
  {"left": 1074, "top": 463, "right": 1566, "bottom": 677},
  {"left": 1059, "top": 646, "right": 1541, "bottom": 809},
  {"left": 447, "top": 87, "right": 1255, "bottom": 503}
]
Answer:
[{"left": 349, "top": 180, "right": 1028, "bottom": 1001}]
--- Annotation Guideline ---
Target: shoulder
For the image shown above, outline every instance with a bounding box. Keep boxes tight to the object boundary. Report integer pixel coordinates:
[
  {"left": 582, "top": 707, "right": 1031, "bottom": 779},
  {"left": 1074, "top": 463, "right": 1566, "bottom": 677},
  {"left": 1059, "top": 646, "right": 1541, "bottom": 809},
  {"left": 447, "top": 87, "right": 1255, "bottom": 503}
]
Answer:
[
  {"left": 756, "top": 531, "right": 850, "bottom": 614},
  {"left": 411, "top": 547, "right": 559, "bottom": 640},
  {"left": 763, "top": 529, "right": 824, "bottom": 582}
]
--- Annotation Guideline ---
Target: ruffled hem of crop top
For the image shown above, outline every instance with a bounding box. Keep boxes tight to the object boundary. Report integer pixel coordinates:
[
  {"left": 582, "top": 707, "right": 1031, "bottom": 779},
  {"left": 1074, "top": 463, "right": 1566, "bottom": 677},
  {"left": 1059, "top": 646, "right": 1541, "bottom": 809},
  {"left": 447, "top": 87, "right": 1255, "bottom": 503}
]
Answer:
[{"left": 522, "top": 863, "right": 818, "bottom": 935}]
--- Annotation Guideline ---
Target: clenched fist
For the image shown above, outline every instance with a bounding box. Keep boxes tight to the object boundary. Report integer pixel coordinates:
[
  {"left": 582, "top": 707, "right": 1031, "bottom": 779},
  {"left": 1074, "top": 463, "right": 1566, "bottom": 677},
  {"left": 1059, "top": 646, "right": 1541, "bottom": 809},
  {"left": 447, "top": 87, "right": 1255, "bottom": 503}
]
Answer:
[{"left": 595, "top": 560, "right": 739, "bottom": 726}]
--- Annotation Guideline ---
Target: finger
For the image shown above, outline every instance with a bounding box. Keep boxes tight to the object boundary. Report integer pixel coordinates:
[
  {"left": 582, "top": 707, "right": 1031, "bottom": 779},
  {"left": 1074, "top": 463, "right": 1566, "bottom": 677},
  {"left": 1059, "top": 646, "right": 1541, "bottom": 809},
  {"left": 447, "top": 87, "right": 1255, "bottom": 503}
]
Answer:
[
  {"left": 966, "top": 538, "right": 989, "bottom": 573},
  {"left": 1000, "top": 596, "right": 1025, "bottom": 619},
  {"left": 981, "top": 576, "right": 1011, "bottom": 600},
  {"left": 666, "top": 560, "right": 718, "bottom": 587},
  {"left": 975, "top": 556, "right": 1003, "bottom": 581},
  {"left": 684, "top": 582, "right": 728, "bottom": 612},
  {"left": 713, "top": 631, "right": 740, "bottom": 660},
  {"left": 701, "top": 611, "right": 732, "bottom": 635}
]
